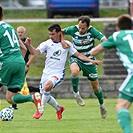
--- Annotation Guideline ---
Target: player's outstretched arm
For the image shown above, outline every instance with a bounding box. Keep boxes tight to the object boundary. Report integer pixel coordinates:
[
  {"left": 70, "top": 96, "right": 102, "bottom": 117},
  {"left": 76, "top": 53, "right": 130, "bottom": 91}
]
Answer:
[
  {"left": 19, "top": 39, "right": 27, "bottom": 58},
  {"left": 74, "top": 51, "right": 103, "bottom": 65},
  {"left": 25, "top": 37, "right": 40, "bottom": 56},
  {"left": 90, "top": 44, "right": 105, "bottom": 56}
]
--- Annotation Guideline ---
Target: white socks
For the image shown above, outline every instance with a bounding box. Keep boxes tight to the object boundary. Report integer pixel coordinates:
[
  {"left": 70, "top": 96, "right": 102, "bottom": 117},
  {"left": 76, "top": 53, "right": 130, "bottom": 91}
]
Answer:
[
  {"left": 42, "top": 91, "right": 60, "bottom": 111},
  {"left": 42, "top": 91, "right": 50, "bottom": 107},
  {"left": 74, "top": 91, "right": 80, "bottom": 98},
  {"left": 48, "top": 96, "right": 60, "bottom": 111}
]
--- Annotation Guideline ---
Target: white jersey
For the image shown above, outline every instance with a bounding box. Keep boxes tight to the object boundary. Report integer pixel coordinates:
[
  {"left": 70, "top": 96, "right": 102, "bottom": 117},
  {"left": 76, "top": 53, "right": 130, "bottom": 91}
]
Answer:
[{"left": 37, "top": 39, "right": 77, "bottom": 74}]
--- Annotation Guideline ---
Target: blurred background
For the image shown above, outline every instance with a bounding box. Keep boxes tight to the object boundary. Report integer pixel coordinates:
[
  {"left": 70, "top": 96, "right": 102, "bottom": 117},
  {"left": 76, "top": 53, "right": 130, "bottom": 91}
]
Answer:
[
  {"left": 0, "top": 0, "right": 130, "bottom": 77},
  {"left": 0, "top": 0, "right": 129, "bottom": 10},
  {"left": 0, "top": 0, "right": 130, "bottom": 18},
  {"left": 0, "top": 0, "right": 46, "bottom": 9}
]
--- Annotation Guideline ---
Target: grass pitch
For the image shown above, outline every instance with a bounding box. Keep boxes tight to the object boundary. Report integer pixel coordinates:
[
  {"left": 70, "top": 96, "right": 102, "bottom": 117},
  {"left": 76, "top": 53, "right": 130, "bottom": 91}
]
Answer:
[{"left": 0, "top": 99, "right": 126, "bottom": 133}]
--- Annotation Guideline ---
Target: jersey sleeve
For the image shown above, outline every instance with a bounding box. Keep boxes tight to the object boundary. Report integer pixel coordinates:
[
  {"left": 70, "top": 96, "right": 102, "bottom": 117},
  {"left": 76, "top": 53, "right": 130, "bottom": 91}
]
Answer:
[
  {"left": 101, "top": 35, "right": 116, "bottom": 49},
  {"left": 65, "top": 40, "right": 77, "bottom": 55},
  {"left": 37, "top": 41, "right": 47, "bottom": 54},
  {"left": 90, "top": 26, "right": 105, "bottom": 41},
  {"left": 63, "top": 26, "right": 76, "bottom": 35}
]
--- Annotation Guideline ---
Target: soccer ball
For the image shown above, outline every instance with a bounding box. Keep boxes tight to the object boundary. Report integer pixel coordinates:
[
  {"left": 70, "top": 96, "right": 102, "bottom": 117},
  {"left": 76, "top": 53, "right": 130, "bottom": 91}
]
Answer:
[{"left": 0, "top": 108, "right": 14, "bottom": 121}]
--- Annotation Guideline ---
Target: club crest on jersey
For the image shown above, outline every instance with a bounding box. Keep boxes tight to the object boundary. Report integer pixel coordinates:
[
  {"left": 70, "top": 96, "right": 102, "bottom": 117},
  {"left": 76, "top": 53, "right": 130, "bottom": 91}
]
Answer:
[{"left": 53, "top": 50, "right": 61, "bottom": 57}]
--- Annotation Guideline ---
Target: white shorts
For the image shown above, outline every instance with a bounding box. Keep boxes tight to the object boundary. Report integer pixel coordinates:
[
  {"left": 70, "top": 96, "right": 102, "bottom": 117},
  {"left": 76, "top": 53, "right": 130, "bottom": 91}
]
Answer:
[{"left": 39, "top": 72, "right": 65, "bottom": 94}]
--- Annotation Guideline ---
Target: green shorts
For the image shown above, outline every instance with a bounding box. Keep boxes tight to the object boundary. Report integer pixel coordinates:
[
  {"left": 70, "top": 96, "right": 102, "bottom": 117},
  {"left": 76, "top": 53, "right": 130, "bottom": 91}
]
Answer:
[
  {"left": 119, "top": 74, "right": 133, "bottom": 102},
  {"left": 69, "top": 57, "right": 98, "bottom": 81},
  {"left": 0, "top": 61, "right": 25, "bottom": 91}
]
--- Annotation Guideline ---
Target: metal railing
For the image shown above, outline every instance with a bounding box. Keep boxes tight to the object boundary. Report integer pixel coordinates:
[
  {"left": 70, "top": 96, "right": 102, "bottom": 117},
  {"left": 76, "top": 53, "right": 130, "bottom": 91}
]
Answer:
[{"left": 100, "top": 0, "right": 128, "bottom": 9}]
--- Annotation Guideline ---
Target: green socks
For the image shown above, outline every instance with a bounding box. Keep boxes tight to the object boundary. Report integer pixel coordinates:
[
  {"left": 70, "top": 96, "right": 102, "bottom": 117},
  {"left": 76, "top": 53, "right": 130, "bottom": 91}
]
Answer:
[
  {"left": 117, "top": 109, "right": 132, "bottom": 133},
  {"left": 12, "top": 93, "right": 33, "bottom": 104},
  {"left": 71, "top": 76, "right": 79, "bottom": 93},
  {"left": 94, "top": 87, "right": 104, "bottom": 105}
]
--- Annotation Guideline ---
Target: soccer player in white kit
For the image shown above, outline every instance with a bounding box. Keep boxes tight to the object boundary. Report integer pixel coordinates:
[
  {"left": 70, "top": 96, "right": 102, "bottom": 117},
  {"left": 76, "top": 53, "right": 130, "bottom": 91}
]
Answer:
[{"left": 26, "top": 24, "right": 102, "bottom": 120}]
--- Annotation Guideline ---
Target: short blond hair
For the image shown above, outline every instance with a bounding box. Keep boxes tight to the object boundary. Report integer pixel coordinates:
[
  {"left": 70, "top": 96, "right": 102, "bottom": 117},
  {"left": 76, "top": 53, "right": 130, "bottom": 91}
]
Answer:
[{"left": 17, "top": 26, "right": 26, "bottom": 33}]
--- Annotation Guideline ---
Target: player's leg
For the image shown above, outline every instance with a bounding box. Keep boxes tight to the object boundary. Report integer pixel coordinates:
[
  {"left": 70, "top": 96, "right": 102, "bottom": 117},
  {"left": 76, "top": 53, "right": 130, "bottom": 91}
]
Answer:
[
  {"left": 34, "top": 74, "right": 65, "bottom": 119},
  {"left": 48, "top": 96, "right": 65, "bottom": 120},
  {"left": 70, "top": 62, "right": 85, "bottom": 106},
  {"left": 47, "top": 74, "right": 65, "bottom": 120},
  {"left": 39, "top": 90, "right": 65, "bottom": 120},
  {"left": 89, "top": 80, "right": 107, "bottom": 119},
  {"left": 6, "top": 62, "right": 42, "bottom": 114},
  {"left": 10, "top": 79, "right": 30, "bottom": 110},
  {"left": 0, "top": 63, "right": 17, "bottom": 110},
  {"left": 6, "top": 62, "right": 32, "bottom": 104},
  {"left": 116, "top": 74, "right": 133, "bottom": 133},
  {"left": 6, "top": 89, "right": 32, "bottom": 104},
  {"left": 6, "top": 88, "right": 42, "bottom": 112},
  {"left": 83, "top": 64, "right": 107, "bottom": 118},
  {"left": 116, "top": 98, "right": 132, "bottom": 133},
  {"left": 33, "top": 79, "right": 52, "bottom": 119}
]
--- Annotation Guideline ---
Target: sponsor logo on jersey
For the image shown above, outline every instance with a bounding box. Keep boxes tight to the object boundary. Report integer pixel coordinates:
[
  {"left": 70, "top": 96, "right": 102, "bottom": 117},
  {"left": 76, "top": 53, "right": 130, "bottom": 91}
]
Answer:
[
  {"left": 73, "top": 38, "right": 90, "bottom": 45},
  {"left": 89, "top": 73, "right": 98, "bottom": 78},
  {"left": 50, "top": 56, "right": 60, "bottom": 60},
  {"left": 81, "top": 39, "right": 88, "bottom": 43},
  {"left": 50, "top": 50, "right": 61, "bottom": 60}
]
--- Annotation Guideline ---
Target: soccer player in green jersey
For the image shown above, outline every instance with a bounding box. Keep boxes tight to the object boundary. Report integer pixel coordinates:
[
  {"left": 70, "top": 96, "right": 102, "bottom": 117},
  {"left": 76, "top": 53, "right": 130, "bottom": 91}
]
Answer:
[
  {"left": 0, "top": 5, "right": 43, "bottom": 117},
  {"left": 90, "top": 14, "right": 133, "bottom": 133},
  {"left": 62, "top": 15, "right": 107, "bottom": 119}
]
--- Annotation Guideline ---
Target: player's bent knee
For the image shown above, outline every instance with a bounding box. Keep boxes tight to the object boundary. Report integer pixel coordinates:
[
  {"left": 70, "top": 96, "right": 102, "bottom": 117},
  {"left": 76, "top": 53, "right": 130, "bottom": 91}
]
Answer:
[
  {"left": 44, "top": 85, "right": 52, "bottom": 92},
  {"left": 71, "top": 70, "right": 79, "bottom": 77}
]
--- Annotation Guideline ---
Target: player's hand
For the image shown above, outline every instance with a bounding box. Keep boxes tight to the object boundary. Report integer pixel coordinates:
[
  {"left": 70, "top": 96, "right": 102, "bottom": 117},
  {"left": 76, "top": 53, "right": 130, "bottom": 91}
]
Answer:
[
  {"left": 60, "top": 32, "right": 70, "bottom": 48},
  {"left": 25, "top": 37, "right": 32, "bottom": 45},
  {"left": 91, "top": 60, "right": 103, "bottom": 65},
  {"left": 25, "top": 65, "right": 29, "bottom": 73}
]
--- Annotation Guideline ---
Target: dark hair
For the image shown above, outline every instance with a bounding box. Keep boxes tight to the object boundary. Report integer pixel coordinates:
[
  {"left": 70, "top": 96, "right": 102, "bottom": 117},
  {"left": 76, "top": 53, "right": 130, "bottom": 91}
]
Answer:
[
  {"left": 48, "top": 24, "right": 61, "bottom": 32},
  {"left": 0, "top": 5, "right": 3, "bottom": 19},
  {"left": 78, "top": 15, "right": 90, "bottom": 27},
  {"left": 117, "top": 14, "right": 132, "bottom": 30}
]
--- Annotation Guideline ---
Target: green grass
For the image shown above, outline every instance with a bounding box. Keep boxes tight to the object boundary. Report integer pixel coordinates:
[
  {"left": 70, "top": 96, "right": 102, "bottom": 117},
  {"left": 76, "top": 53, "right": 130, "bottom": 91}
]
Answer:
[
  {"left": 3, "top": 9, "right": 128, "bottom": 19},
  {"left": 0, "top": 99, "right": 125, "bottom": 133}
]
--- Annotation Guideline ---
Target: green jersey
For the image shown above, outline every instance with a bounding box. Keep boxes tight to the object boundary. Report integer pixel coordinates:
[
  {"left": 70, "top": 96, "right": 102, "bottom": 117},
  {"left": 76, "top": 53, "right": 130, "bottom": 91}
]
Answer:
[
  {"left": 101, "top": 30, "right": 133, "bottom": 97},
  {"left": 64, "top": 25, "right": 105, "bottom": 64},
  {"left": 0, "top": 21, "right": 25, "bottom": 89},
  {"left": 0, "top": 21, "right": 24, "bottom": 63},
  {"left": 64, "top": 25, "right": 105, "bottom": 79},
  {"left": 101, "top": 30, "right": 133, "bottom": 72}
]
